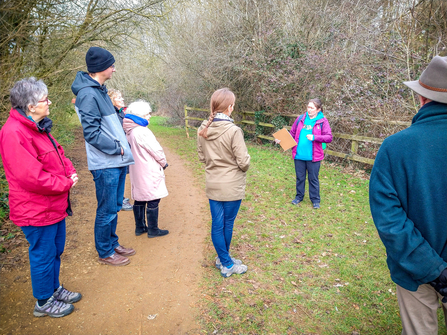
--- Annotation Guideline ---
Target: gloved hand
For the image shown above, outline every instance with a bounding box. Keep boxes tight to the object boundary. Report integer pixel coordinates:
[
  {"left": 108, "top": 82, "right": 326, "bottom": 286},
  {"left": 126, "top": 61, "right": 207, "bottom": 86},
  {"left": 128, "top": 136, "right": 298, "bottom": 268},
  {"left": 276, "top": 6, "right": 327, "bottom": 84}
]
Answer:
[
  {"left": 429, "top": 268, "right": 447, "bottom": 303},
  {"left": 163, "top": 163, "right": 169, "bottom": 170},
  {"left": 306, "top": 134, "right": 314, "bottom": 141}
]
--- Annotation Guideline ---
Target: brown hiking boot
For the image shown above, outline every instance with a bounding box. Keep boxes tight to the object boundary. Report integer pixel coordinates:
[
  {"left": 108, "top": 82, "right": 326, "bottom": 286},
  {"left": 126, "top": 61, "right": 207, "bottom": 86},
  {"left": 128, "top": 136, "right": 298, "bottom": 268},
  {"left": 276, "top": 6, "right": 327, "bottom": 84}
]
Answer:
[
  {"left": 114, "top": 245, "right": 136, "bottom": 257},
  {"left": 98, "top": 252, "right": 130, "bottom": 266}
]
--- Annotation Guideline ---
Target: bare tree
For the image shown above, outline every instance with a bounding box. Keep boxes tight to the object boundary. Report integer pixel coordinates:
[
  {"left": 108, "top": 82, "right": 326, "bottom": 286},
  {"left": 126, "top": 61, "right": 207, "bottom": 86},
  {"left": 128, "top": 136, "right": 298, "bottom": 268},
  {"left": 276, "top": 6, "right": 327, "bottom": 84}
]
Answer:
[{"left": 0, "top": 0, "right": 177, "bottom": 120}]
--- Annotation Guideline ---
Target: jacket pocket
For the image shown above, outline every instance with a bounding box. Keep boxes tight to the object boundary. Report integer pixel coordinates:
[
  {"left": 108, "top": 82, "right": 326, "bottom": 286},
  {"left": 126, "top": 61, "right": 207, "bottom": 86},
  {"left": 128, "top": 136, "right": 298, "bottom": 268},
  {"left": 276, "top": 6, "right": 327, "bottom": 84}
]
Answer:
[{"left": 115, "top": 139, "right": 124, "bottom": 161}]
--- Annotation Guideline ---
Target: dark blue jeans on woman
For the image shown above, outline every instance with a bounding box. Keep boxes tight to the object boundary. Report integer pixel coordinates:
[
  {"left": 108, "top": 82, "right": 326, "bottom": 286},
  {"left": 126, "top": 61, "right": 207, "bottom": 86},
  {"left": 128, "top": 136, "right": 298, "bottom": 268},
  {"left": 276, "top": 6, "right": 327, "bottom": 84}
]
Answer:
[
  {"left": 209, "top": 199, "right": 242, "bottom": 268},
  {"left": 91, "top": 166, "right": 127, "bottom": 259},
  {"left": 294, "top": 159, "right": 321, "bottom": 204},
  {"left": 21, "top": 219, "right": 66, "bottom": 300}
]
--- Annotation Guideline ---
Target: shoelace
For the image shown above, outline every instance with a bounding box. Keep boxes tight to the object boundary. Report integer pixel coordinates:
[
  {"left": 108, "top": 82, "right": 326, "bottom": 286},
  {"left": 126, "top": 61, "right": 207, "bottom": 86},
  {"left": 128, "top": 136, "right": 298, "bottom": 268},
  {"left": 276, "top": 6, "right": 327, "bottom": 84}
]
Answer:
[
  {"left": 57, "top": 287, "right": 75, "bottom": 301},
  {"left": 43, "top": 298, "right": 68, "bottom": 312}
]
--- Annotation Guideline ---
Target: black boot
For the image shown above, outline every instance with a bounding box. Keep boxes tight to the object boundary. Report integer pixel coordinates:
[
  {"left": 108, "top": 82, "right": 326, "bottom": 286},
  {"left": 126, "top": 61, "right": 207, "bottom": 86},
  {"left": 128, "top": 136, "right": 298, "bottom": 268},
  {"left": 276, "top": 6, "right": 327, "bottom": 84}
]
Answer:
[
  {"left": 133, "top": 203, "right": 147, "bottom": 236},
  {"left": 146, "top": 206, "right": 169, "bottom": 238}
]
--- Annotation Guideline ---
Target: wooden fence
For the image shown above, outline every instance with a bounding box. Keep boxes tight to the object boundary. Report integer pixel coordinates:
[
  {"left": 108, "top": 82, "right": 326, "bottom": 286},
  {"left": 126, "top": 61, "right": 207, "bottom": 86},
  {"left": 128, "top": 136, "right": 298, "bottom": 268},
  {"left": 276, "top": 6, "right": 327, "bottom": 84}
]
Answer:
[
  {"left": 183, "top": 105, "right": 408, "bottom": 165},
  {"left": 183, "top": 105, "right": 208, "bottom": 138}
]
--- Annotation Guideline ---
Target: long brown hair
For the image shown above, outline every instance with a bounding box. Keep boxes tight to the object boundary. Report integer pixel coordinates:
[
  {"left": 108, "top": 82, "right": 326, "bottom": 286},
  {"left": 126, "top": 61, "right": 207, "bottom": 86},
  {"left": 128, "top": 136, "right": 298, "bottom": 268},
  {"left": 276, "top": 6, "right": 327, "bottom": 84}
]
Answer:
[{"left": 198, "top": 88, "right": 235, "bottom": 138}]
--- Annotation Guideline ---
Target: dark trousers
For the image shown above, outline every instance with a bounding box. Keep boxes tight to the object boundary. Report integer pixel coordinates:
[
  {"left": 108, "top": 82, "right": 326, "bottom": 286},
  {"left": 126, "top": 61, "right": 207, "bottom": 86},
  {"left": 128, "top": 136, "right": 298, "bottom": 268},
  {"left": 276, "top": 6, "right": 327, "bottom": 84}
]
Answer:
[
  {"left": 90, "top": 167, "right": 127, "bottom": 258},
  {"left": 294, "top": 159, "right": 321, "bottom": 203},
  {"left": 134, "top": 199, "right": 160, "bottom": 208},
  {"left": 21, "top": 219, "right": 66, "bottom": 300}
]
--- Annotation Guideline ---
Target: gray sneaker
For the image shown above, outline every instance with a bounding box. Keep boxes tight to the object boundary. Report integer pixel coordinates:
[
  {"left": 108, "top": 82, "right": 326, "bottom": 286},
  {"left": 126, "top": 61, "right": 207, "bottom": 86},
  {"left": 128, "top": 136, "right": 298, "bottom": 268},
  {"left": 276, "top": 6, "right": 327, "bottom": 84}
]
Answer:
[
  {"left": 53, "top": 285, "right": 82, "bottom": 304},
  {"left": 220, "top": 263, "right": 248, "bottom": 278},
  {"left": 33, "top": 296, "right": 74, "bottom": 317},
  {"left": 122, "top": 198, "right": 133, "bottom": 211},
  {"left": 215, "top": 256, "right": 243, "bottom": 269}
]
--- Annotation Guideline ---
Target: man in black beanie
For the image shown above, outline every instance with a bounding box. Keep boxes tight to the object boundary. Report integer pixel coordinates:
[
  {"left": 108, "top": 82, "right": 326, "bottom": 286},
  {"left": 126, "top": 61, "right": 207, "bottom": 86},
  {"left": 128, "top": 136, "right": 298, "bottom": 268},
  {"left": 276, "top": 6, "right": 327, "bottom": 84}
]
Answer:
[{"left": 71, "top": 47, "right": 136, "bottom": 266}]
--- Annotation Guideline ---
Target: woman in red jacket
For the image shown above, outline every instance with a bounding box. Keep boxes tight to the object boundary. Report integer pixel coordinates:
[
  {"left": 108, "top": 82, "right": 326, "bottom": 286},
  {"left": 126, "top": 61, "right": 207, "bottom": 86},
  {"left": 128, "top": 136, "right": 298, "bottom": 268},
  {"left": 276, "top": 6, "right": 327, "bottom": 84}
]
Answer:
[{"left": 0, "top": 78, "right": 81, "bottom": 318}]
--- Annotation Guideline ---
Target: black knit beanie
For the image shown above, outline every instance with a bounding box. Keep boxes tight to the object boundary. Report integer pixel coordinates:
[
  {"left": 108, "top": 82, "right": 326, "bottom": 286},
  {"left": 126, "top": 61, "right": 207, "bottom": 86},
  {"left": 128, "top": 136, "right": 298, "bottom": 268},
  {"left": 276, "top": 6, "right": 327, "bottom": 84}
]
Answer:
[{"left": 86, "top": 47, "right": 115, "bottom": 73}]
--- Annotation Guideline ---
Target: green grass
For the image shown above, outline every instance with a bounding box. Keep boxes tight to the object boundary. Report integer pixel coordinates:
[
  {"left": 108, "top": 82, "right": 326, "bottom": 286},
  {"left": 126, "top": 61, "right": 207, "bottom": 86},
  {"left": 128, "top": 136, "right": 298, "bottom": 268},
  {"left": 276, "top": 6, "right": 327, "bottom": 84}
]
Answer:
[
  {"left": 128, "top": 116, "right": 447, "bottom": 334},
  {"left": 149, "top": 116, "right": 405, "bottom": 334}
]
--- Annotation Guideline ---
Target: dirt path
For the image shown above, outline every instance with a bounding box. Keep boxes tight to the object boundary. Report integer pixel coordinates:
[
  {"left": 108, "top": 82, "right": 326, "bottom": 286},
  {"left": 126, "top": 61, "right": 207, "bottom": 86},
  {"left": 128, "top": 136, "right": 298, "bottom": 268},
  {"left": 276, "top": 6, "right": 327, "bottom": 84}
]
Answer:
[{"left": 0, "top": 128, "right": 210, "bottom": 335}]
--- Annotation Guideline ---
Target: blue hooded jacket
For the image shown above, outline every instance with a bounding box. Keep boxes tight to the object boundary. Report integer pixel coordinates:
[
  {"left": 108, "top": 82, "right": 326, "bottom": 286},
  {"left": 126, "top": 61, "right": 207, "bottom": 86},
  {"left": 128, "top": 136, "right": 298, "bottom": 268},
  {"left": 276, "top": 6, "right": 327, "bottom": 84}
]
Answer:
[
  {"left": 369, "top": 101, "right": 447, "bottom": 291},
  {"left": 71, "top": 72, "right": 134, "bottom": 170}
]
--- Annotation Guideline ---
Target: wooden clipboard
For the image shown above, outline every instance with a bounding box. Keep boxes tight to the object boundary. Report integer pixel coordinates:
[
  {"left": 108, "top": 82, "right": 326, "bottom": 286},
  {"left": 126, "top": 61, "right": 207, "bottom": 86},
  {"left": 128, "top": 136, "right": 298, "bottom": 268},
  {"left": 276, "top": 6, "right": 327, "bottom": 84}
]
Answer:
[{"left": 273, "top": 128, "right": 297, "bottom": 151}]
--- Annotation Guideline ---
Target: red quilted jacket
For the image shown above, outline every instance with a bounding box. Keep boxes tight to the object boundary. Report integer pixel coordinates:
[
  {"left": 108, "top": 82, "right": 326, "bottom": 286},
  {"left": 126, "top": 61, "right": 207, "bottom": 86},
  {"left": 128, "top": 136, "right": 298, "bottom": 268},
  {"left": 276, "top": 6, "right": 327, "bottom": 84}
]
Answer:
[{"left": 0, "top": 108, "right": 76, "bottom": 226}]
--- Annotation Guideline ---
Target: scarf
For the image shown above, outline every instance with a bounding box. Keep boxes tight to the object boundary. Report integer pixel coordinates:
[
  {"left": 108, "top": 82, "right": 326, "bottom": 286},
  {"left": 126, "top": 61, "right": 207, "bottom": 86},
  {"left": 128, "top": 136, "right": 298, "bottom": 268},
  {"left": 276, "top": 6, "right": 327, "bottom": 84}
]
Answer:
[
  {"left": 213, "top": 113, "right": 234, "bottom": 122},
  {"left": 124, "top": 114, "right": 149, "bottom": 127}
]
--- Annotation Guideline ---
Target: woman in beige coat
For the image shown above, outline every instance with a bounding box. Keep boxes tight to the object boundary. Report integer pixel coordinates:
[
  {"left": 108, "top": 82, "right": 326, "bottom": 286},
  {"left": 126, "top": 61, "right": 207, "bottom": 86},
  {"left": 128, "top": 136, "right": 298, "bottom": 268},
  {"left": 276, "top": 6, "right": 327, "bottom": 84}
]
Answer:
[
  {"left": 197, "top": 88, "right": 250, "bottom": 278},
  {"left": 123, "top": 100, "right": 169, "bottom": 238}
]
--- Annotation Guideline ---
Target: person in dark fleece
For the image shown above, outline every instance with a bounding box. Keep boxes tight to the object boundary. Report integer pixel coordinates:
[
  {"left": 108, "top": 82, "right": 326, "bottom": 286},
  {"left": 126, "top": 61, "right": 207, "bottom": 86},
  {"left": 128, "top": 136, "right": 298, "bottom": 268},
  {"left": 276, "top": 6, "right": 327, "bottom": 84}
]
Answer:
[{"left": 370, "top": 56, "right": 447, "bottom": 335}]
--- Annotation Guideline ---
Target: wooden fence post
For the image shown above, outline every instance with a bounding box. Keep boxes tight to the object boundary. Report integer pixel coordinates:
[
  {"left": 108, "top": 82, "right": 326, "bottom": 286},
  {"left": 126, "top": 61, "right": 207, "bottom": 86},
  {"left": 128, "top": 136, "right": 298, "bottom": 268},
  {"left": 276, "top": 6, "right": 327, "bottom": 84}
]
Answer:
[
  {"left": 351, "top": 128, "right": 359, "bottom": 156},
  {"left": 184, "top": 105, "right": 189, "bottom": 139}
]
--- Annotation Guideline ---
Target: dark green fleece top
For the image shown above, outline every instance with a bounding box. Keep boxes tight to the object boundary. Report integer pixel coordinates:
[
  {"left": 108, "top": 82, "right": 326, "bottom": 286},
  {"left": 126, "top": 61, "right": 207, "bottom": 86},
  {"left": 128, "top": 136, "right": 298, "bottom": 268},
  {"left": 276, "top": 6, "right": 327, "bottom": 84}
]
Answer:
[{"left": 369, "top": 101, "right": 447, "bottom": 291}]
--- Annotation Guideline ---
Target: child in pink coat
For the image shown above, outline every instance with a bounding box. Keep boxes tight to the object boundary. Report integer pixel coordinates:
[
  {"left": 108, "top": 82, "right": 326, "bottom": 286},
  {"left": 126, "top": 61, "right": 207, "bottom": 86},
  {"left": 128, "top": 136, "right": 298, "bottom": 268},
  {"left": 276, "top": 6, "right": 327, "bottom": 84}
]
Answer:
[{"left": 123, "top": 100, "right": 169, "bottom": 237}]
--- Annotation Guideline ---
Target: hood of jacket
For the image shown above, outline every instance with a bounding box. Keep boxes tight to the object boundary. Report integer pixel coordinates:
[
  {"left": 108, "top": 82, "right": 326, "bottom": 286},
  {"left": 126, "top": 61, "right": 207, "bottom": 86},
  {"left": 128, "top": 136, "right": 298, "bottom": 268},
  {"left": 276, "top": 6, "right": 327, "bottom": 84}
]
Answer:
[
  {"left": 71, "top": 70, "right": 134, "bottom": 170},
  {"left": 123, "top": 117, "right": 141, "bottom": 134},
  {"left": 13, "top": 108, "right": 53, "bottom": 134},
  {"left": 199, "top": 120, "right": 236, "bottom": 141},
  {"left": 71, "top": 71, "right": 108, "bottom": 96}
]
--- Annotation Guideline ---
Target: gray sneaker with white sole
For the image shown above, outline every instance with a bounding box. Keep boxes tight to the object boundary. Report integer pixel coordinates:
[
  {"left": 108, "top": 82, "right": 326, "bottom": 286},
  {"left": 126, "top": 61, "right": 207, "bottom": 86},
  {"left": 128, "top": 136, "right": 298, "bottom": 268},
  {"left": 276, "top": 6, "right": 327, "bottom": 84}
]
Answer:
[
  {"left": 122, "top": 198, "right": 133, "bottom": 211},
  {"left": 33, "top": 296, "right": 74, "bottom": 318},
  {"left": 215, "top": 256, "right": 243, "bottom": 269},
  {"left": 220, "top": 263, "right": 248, "bottom": 278},
  {"left": 53, "top": 285, "right": 82, "bottom": 304}
]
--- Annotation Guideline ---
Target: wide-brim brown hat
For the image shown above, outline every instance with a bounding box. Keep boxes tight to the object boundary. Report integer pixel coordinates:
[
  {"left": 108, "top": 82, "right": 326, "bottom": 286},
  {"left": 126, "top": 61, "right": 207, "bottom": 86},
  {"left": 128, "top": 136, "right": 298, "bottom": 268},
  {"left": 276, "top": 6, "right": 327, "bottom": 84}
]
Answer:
[{"left": 403, "top": 56, "right": 447, "bottom": 104}]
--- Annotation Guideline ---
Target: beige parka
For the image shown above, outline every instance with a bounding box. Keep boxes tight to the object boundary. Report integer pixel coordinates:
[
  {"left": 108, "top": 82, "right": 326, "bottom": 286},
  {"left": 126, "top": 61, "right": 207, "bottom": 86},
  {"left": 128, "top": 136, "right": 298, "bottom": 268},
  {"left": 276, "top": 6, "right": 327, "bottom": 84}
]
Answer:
[{"left": 197, "top": 120, "right": 250, "bottom": 201}]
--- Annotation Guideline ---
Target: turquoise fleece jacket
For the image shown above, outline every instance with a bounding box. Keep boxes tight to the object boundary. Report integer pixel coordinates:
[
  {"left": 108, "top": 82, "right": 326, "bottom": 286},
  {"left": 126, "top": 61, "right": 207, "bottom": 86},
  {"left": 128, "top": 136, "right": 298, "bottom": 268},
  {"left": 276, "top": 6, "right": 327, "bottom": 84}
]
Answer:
[{"left": 369, "top": 101, "right": 447, "bottom": 291}]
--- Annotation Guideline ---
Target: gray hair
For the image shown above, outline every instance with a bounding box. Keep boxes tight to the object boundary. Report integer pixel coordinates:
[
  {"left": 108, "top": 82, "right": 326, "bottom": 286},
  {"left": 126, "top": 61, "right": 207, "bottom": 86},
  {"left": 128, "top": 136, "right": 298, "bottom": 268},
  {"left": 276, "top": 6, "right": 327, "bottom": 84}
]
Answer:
[
  {"left": 126, "top": 100, "right": 152, "bottom": 117},
  {"left": 10, "top": 77, "right": 48, "bottom": 111}
]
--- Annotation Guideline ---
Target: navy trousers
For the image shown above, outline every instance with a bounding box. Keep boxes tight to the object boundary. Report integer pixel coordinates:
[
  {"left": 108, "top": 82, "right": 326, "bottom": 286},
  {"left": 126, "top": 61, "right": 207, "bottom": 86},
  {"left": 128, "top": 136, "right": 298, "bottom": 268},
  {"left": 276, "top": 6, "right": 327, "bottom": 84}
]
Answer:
[
  {"left": 294, "top": 159, "right": 321, "bottom": 203},
  {"left": 21, "top": 219, "right": 66, "bottom": 300}
]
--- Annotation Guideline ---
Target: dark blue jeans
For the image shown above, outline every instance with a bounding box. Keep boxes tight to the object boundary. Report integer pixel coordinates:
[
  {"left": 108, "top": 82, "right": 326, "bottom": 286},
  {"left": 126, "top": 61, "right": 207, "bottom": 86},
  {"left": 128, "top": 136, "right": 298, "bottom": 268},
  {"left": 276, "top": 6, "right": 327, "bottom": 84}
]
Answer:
[
  {"left": 91, "top": 167, "right": 126, "bottom": 258},
  {"left": 209, "top": 199, "right": 242, "bottom": 268},
  {"left": 21, "top": 219, "right": 66, "bottom": 300},
  {"left": 294, "top": 159, "right": 321, "bottom": 203}
]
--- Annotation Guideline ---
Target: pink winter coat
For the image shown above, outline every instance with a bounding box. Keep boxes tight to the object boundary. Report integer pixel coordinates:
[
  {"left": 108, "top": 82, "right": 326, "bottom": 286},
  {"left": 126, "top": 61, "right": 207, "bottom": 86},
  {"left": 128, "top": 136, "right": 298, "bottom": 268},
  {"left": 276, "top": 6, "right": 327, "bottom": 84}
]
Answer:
[{"left": 123, "top": 118, "right": 168, "bottom": 201}]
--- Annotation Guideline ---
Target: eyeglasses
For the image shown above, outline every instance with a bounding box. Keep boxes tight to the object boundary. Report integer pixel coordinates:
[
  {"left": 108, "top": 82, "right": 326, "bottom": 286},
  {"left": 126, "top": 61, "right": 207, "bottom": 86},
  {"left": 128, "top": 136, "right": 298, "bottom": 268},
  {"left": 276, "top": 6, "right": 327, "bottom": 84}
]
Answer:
[
  {"left": 38, "top": 97, "right": 50, "bottom": 105},
  {"left": 110, "top": 64, "right": 116, "bottom": 69}
]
